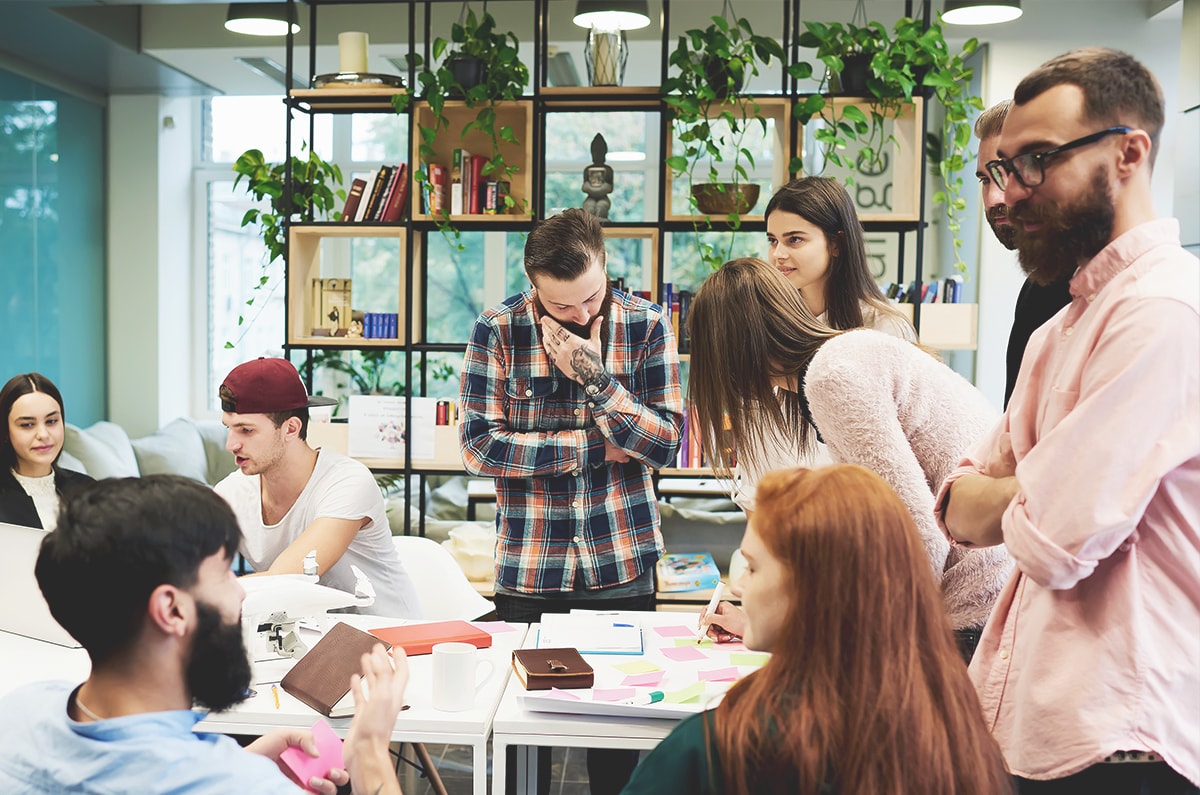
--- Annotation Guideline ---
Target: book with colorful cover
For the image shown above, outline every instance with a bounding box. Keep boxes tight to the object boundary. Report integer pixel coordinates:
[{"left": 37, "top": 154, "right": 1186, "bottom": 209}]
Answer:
[{"left": 656, "top": 552, "right": 720, "bottom": 592}]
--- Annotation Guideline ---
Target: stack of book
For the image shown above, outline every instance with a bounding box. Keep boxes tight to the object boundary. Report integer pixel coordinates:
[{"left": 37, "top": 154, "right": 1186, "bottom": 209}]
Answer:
[
  {"left": 421, "top": 150, "right": 510, "bottom": 215},
  {"left": 340, "top": 163, "right": 409, "bottom": 223}
]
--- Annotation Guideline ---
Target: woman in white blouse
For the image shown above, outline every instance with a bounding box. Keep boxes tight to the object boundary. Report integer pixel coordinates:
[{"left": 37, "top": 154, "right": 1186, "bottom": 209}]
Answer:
[
  {"left": 689, "top": 259, "right": 1010, "bottom": 660},
  {"left": 0, "top": 373, "right": 92, "bottom": 530}
]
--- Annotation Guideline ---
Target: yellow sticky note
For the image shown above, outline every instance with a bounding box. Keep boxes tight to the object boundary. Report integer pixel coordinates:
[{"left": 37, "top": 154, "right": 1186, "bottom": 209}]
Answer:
[
  {"left": 730, "top": 652, "right": 770, "bottom": 667},
  {"left": 673, "top": 638, "right": 714, "bottom": 649},
  {"left": 664, "top": 681, "right": 708, "bottom": 704},
  {"left": 614, "top": 660, "right": 661, "bottom": 675}
]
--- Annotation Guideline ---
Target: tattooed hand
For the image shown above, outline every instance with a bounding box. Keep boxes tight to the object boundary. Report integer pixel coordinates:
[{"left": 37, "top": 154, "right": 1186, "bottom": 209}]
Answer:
[{"left": 540, "top": 314, "right": 607, "bottom": 387}]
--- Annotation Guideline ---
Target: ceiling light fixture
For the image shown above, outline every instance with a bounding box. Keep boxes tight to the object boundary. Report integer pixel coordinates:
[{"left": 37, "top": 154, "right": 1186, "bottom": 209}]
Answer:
[
  {"left": 572, "top": 1, "right": 652, "bottom": 31},
  {"left": 225, "top": 3, "right": 300, "bottom": 36},
  {"left": 942, "top": 0, "right": 1022, "bottom": 25}
]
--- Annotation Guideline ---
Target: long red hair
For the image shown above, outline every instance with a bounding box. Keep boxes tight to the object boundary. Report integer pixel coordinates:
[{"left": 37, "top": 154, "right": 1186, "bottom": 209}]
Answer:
[{"left": 710, "top": 465, "right": 1011, "bottom": 795}]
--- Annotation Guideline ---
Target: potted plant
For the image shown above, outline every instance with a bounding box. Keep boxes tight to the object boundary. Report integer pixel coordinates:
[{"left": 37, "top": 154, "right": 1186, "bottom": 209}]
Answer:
[
  {"left": 662, "top": 4, "right": 784, "bottom": 270},
  {"left": 394, "top": 5, "right": 529, "bottom": 243},
  {"left": 229, "top": 146, "right": 344, "bottom": 345},
  {"left": 788, "top": 16, "right": 981, "bottom": 271}
]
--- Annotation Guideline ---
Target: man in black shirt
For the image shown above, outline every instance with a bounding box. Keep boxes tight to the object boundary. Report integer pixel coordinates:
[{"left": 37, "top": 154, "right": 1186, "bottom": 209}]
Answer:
[{"left": 975, "top": 100, "right": 1072, "bottom": 408}]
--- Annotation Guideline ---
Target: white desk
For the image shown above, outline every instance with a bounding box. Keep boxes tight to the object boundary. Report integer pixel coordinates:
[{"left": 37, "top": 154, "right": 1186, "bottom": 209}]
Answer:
[
  {"left": 1, "top": 618, "right": 525, "bottom": 795},
  {"left": 0, "top": 631, "right": 91, "bottom": 698},
  {"left": 492, "top": 611, "right": 756, "bottom": 795},
  {"left": 200, "top": 615, "right": 528, "bottom": 795}
]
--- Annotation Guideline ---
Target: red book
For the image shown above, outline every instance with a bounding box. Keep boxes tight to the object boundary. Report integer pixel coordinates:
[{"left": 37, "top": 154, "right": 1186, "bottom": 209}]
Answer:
[
  {"left": 379, "top": 163, "right": 409, "bottom": 223},
  {"left": 340, "top": 178, "right": 367, "bottom": 222},
  {"left": 367, "top": 620, "right": 492, "bottom": 656},
  {"left": 468, "top": 154, "right": 486, "bottom": 214}
]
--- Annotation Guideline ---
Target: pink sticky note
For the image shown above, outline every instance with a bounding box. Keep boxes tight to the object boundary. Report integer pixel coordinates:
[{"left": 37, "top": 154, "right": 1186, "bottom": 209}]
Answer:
[
  {"left": 653, "top": 625, "right": 696, "bottom": 638},
  {"left": 662, "top": 645, "right": 708, "bottom": 662},
  {"left": 591, "top": 688, "right": 637, "bottom": 702},
  {"left": 718, "top": 641, "right": 748, "bottom": 652},
  {"left": 621, "top": 671, "right": 664, "bottom": 687},
  {"left": 279, "top": 719, "right": 345, "bottom": 792},
  {"left": 470, "top": 620, "right": 517, "bottom": 634},
  {"left": 545, "top": 687, "right": 582, "bottom": 701},
  {"left": 698, "top": 666, "right": 740, "bottom": 682}
]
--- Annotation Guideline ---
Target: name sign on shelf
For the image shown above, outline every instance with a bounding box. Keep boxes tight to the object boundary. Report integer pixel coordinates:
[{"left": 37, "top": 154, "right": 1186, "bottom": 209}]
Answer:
[{"left": 347, "top": 396, "right": 436, "bottom": 460}]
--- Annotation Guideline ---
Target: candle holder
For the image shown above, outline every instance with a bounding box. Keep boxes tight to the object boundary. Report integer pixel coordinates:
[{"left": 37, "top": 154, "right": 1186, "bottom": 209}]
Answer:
[{"left": 584, "top": 28, "right": 627, "bottom": 87}]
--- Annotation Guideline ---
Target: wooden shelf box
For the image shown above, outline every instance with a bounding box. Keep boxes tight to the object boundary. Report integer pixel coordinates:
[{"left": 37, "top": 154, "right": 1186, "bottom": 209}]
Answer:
[
  {"left": 286, "top": 225, "right": 420, "bottom": 347},
  {"left": 410, "top": 100, "right": 534, "bottom": 223},
  {"left": 897, "top": 302, "right": 979, "bottom": 350},
  {"left": 798, "top": 97, "right": 924, "bottom": 223}
]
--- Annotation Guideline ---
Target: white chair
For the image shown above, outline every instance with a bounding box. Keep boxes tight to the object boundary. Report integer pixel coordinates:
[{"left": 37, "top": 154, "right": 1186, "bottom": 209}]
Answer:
[{"left": 393, "top": 535, "right": 495, "bottom": 621}]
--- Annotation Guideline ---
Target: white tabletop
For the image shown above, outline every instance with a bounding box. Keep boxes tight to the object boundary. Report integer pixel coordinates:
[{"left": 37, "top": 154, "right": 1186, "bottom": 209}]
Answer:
[
  {"left": 0, "top": 630, "right": 91, "bottom": 698},
  {"left": 491, "top": 610, "right": 765, "bottom": 795}
]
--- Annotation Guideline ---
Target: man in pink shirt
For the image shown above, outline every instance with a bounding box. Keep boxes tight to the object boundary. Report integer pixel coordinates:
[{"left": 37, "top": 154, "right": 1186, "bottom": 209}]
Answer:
[{"left": 937, "top": 48, "right": 1199, "bottom": 794}]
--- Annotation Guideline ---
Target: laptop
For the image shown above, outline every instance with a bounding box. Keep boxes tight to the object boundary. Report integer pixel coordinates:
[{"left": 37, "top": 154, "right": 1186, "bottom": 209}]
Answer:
[{"left": 0, "top": 521, "right": 81, "bottom": 648}]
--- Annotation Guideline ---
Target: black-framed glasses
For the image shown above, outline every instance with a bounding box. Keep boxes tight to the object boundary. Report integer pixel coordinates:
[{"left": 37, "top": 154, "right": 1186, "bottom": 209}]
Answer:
[{"left": 986, "top": 126, "right": 1132, "bottom": 190}]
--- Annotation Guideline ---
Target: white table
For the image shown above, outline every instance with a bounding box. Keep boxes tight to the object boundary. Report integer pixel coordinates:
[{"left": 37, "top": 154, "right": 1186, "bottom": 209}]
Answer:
[
  {"left": 491, "top": 610, "right": 751, "bottom": 795},
  {"left": 0, "top": 631, "right": 91, "bottom": 698},
  {"left": 1, "top": 618, "right": 526, "bottom": 795},
  {"left": 200, "top": 615, "right": 527, "bottom": 795}
]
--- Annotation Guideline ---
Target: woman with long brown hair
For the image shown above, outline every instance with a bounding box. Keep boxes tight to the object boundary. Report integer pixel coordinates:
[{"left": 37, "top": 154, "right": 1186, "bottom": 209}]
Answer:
[
  {"left": 690, "top": 258, "right": 1009, "bottom": 658},
  {"left": 622, "top": 465, "right": 1012, "bottom": 795}
]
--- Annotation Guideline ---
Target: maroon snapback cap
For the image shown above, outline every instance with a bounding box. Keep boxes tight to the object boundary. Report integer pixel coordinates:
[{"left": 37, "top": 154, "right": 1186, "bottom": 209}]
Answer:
[{"left": 219, "top": 357, "right": 337, "bottom": 414}]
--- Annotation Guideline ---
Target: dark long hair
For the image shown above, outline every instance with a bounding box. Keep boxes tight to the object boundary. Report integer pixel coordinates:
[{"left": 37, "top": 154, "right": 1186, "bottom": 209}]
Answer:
[
  {"left": 765, "top": 177, "right": 910, "bottom": 332},
  {"left": 710, "top": 465, "right": 1012, "bottom": 795},
  {"left": 0, "top": 372, "right": 67, "bottom": 470},
  {"left": 686, "top": 258, "right": 837, "bottom": 478}
]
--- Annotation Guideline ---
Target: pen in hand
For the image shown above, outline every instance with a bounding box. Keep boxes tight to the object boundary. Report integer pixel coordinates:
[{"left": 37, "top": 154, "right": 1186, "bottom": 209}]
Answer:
[{"left": 696, "top": 582, "right": 726, "bottom": 644}]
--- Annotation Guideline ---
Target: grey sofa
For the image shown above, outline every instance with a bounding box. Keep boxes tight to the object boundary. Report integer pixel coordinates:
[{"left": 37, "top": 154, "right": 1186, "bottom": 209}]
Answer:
[{"left": 61, "top": 418, "right": 238, "bottom": 485}]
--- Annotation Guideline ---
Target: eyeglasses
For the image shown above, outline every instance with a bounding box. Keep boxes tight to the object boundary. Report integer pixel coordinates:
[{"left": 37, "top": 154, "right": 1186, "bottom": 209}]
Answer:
[{"left": 985, "top": 126, "right": 1132, "bottom": 190}]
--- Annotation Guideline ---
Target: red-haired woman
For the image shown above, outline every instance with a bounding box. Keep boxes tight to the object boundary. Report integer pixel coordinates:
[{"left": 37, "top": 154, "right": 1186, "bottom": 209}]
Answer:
[{"left": 621, "top": 465, "right": 1013, "bottom": 795}]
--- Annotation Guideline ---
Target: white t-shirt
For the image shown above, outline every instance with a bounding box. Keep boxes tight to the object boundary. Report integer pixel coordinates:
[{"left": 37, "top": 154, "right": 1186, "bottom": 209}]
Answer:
[{"left": 214, "top": 448, "right": 421, "bottom": 618}]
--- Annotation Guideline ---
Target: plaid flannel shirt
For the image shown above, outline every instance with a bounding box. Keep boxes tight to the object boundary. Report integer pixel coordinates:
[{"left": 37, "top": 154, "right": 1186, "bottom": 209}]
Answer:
[{"left": 459, "top": 289, "right": 684, "bottom": 593}]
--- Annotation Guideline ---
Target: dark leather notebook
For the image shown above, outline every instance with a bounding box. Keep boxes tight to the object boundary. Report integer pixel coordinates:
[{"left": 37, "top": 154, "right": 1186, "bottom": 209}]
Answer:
[
  {"left": 512, "top": 647, "right": 595, "bottom": 690},
  {"left": 281, "top": 621, "right": 391, "bottom": 717}
]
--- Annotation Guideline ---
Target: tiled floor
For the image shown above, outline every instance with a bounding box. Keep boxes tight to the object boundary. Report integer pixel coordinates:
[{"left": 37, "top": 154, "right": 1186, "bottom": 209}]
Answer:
[{"left": 398, "top": 742, "right": 591, "bottom": 795}]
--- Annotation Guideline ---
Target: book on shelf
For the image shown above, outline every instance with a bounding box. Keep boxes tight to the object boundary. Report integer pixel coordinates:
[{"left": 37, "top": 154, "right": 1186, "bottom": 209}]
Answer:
[
  {"left": 340, "top": 177, "right": 368, "bottom": 222},
  {"left": 677, "top": 289, "right": 693, "bottom": 354},
  {"left": 656, "top": 552, "right": 721, "bottom": 592},
  {"left": 354, "top": 169, "right": 380, "bottom": 222},
  {"left": 362, "top": 165, "right": 394, "bottom": 222},
  {"left": 425, "top": 163, "right": 447, "bottom": 215},
  {"left": 468, "top": 154, "right": 486, "bottom": 214},
  {"left": 379, "top": 163, "right": 409, "bottom": 223},
  {"left": 279, "top": 621, "right": 389, "bottom": 718},
  {"left": 449, "top": 148, "right": 467, "bottom": 215}
]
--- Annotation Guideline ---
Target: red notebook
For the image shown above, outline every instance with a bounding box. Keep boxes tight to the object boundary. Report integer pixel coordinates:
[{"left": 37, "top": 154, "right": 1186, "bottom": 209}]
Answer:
[{"left": 368, "top": 620, "right": 493, "bottom": 656}]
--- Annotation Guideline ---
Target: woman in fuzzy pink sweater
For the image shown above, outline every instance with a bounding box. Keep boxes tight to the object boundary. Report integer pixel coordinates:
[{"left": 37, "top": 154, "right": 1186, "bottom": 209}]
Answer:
[{"left": 688, "top": 258, "right": 1012, "bottom": 660}]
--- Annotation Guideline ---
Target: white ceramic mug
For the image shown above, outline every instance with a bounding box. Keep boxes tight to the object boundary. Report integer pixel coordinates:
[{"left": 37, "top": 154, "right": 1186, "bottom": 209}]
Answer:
[{"left": 431, "top": 642, "right": 494, "bottom": 712}]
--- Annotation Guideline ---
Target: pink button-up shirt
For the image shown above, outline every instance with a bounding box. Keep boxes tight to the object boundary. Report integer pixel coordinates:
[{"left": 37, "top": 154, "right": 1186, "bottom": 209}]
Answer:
[{"left": 936, "top": 218, "right": 1200, "bottom": 784}]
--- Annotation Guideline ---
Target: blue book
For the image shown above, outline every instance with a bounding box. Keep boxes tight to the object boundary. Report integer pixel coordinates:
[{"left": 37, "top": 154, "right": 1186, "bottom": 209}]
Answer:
[{"left": 656, "top": 552, "right": 721, "bottom": 592}]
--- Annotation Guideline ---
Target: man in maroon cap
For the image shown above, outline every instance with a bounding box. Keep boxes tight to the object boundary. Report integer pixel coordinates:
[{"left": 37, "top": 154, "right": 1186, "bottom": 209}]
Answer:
[{"left": 213, "top": 358, "right": 420, "bottom": 618}]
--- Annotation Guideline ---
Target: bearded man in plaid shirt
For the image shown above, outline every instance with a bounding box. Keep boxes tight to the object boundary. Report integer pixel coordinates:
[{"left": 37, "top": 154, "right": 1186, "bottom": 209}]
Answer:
[{"left": 459, "top": 208, "right": 683, "bottom": 794}]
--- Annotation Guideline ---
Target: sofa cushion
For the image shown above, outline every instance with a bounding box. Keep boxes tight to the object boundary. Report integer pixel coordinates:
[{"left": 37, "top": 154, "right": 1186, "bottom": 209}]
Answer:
[
  {"left": 131, "top": 418, "right": 209, "bottom": 483},
  {"left": 63, "top": 422, "right": 140, "bottom": 480},
  {"left": 192, "top": 420, "right": 238, "bottom": 485}
]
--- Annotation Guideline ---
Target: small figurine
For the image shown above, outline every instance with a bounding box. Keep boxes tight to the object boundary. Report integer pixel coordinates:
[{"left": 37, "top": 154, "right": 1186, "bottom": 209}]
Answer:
[{"left": 582, "top": 133, "right": 614, "bottom": 219}]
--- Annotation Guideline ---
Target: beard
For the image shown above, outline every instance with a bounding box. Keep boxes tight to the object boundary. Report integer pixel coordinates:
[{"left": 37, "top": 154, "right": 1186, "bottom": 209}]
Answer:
[
  {"left": 186, "top": 600, "right": 253, "bottom": 713},
  {"left": 1009, "top": 167, "right": 1115, "bottom": 287},
  {"left": 535, "top": 284, "right": 614, "bottom": 347},
  {"left": 986, "top": 205, "right": 1017, "bottom": 250}
]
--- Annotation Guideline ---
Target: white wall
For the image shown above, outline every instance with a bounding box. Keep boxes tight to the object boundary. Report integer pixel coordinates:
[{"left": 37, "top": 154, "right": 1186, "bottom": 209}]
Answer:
[
  {"left": 107, "top": 96, "right": 196, "bottom": 436},
  {"left": 949, "top": 1, "right": 1186, "bottom": 408}
]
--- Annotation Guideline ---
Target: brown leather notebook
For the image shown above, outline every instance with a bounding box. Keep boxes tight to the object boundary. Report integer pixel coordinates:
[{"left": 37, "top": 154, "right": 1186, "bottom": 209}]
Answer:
[
  {"left": 281, "top": 622, "right": 390, "bottom": 717},
  {"left": 512, "top": 647, "right": 594, "bottom": 690}
]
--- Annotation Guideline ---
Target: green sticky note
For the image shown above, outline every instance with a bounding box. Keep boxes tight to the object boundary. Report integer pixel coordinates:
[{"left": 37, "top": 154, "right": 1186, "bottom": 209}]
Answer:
[
  {"left": 663, "top": 681, "right": 708, "bottom": 704},
  {"left": 614, "top": 660, "right": 661, "bottom": 675},
  {"left": 730, "top": 652, "right": 770, "bottom": 667},
  {"left": 673, "top": 638, "right": 714, "bottom": 649}
]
